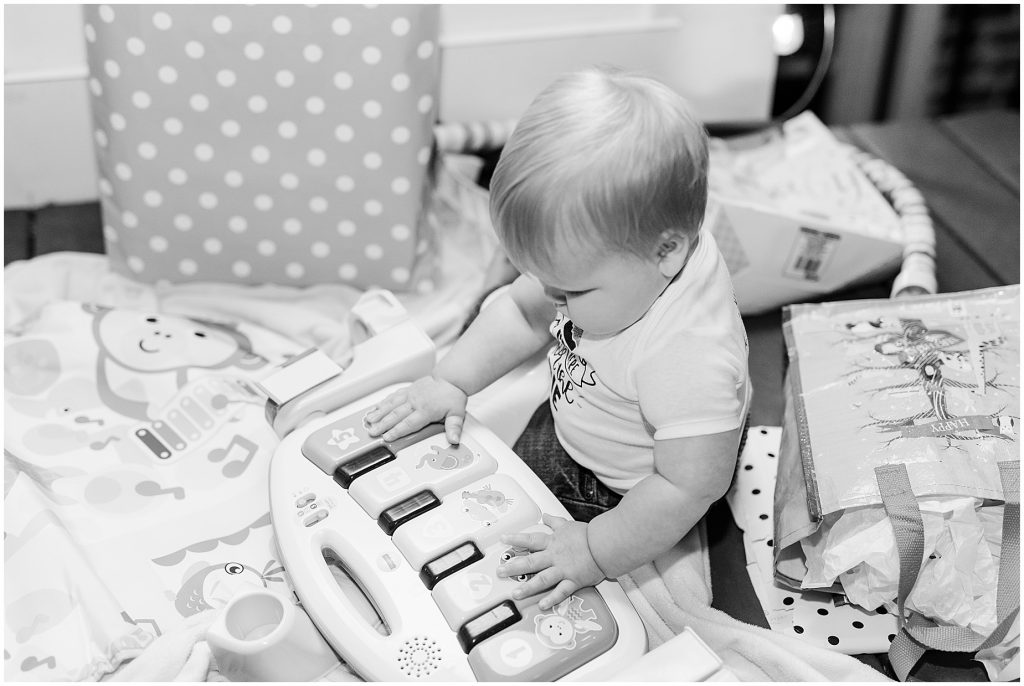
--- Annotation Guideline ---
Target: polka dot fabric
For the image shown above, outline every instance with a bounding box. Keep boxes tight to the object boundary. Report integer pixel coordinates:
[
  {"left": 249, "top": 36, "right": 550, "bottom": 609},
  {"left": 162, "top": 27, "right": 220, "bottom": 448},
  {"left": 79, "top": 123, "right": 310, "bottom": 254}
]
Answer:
[{"left": 84, "top": 5, "right": 440, "bottom": 290}]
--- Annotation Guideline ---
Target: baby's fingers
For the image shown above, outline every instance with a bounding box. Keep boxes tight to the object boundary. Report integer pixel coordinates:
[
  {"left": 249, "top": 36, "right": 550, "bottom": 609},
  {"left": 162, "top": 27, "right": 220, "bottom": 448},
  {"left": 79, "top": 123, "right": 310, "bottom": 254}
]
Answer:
[
  {"left": 444, "top": 415, "right": 464, "bottom": 445},
  {"left": 538, "top": 579, "right": 579, "bottom": 611},
  {"left": 497, "top": 550, "right": 549, "bottom": 579},
  {"left": 510, "top": 566, "right": 564, "bottom": 603},
  {"left": 380, "top": 409, "right": 430, "bottom": 442},
  {"left": 500, "top": 530, "right": 550, "bottom": 552},
  {"left": 366, "top": 402, "right": 412, "bottom": 437},
  {"left": 364, "top": 392, "right": 407, "bottom": 426},
  {"left": 541, "top": 513, "right": 570, "bottom": 531}
]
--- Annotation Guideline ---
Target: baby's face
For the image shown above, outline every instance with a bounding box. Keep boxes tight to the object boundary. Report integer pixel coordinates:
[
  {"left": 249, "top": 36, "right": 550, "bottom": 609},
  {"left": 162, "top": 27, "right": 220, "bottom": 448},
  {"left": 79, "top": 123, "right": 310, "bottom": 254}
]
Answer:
[{"left": 532, "top": 248, "right": 667, "bottom": 336}]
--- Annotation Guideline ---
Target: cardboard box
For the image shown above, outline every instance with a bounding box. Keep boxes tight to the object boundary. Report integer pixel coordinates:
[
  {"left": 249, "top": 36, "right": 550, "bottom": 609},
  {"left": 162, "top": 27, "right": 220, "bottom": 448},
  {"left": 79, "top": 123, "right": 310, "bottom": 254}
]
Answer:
[{"left": 706, "top": 112, "right": 905, "bottom": 315}]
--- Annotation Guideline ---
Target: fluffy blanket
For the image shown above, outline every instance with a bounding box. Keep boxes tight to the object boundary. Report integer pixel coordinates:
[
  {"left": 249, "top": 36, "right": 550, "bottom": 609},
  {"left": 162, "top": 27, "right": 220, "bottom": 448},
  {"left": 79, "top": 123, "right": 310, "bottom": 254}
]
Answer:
[{"left": 617, "top": 526, "right": 888, "bottom": 681}]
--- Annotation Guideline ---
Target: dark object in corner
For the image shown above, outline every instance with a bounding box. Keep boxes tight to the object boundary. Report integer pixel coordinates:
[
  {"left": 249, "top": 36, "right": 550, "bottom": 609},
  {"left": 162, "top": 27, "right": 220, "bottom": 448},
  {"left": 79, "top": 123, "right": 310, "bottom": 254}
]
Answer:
[{"left": 4, "top": 202, "right": 105, "bottom": 266}]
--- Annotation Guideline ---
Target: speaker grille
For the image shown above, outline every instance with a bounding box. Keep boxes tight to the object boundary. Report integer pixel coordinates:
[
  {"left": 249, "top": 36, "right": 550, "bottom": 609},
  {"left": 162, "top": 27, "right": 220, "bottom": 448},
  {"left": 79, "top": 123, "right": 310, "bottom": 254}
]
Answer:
[{"left": 396, "top": 636, "right": 441, "bottom": 678}]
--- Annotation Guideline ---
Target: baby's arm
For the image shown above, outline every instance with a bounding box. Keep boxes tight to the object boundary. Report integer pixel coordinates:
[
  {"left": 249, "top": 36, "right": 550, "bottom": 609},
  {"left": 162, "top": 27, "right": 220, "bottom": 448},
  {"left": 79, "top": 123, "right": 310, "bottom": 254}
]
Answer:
[
  {"left": 587, "top": 428, "right": 739, "bottom": 577},
  {"left": 366, "top": 275, "right": 552, "bottom": 444},
  {"left": 498, "top": 428, "right": 739, "bottom": 608}
]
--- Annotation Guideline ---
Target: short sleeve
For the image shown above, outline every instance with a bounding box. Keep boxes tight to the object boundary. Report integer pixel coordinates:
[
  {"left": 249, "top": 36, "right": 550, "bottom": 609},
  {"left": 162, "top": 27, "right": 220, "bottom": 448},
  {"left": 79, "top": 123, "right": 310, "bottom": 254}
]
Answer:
[{"left": 635, "top": 334, "right": 745, "bottom": 440}]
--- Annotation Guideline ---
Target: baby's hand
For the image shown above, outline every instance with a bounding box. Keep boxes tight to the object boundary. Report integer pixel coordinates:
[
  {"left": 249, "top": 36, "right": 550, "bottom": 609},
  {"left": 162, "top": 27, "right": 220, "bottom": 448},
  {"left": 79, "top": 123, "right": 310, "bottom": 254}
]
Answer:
[
  {"left": 496, "top": 513, "right": 606, "bottom": 610},
  {"left": 364, "top": 376, "right": 468, "bottom": 444}
]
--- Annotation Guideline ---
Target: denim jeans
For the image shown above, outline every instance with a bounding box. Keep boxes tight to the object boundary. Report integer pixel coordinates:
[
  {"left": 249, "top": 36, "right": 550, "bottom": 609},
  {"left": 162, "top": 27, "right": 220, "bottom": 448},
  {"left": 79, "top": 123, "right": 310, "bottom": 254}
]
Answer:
[
  {"left": 512, "top": 403, "right": 623, "bottom": 523},
  {"left": 513, "top": 403, "right": 751, "bottom": 523}
]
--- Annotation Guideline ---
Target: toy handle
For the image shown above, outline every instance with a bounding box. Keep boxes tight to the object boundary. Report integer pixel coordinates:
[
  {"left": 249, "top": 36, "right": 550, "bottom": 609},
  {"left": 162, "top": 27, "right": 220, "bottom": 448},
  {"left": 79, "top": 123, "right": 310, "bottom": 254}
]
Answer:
[
  {"left": 306, "top": 526, "right": 404, "bottom": 640},
  {"left": 265, "top": 321, "right": 435, "bottom": 437},
  {"left": 284, "top": 524, "right": 469, "bottom": 681},
  {"left": 263, "top": 289, "right": 437, "bottom": 437}
]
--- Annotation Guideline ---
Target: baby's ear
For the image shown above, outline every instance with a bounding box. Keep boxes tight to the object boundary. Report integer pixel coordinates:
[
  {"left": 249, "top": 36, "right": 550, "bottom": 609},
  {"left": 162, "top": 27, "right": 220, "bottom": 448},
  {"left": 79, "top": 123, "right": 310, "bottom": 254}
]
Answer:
[{"left": 655, "top": 230, "right": 690, "bottom": 278}]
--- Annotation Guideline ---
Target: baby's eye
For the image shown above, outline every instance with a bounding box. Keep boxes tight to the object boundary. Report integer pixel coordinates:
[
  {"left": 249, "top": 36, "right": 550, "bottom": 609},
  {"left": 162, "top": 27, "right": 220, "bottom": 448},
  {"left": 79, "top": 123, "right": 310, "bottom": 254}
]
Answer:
[{"left": 564, "top": 289, "right": 592, "bottom": 299}]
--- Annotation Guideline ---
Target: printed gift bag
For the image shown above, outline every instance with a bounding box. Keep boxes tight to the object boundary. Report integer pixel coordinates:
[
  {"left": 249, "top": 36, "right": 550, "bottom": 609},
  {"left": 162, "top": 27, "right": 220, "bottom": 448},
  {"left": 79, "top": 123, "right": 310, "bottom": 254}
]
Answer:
[
  {"left": 773, "top": 286, "right": 1020, "bottom": 681},
  {"left": 84, "top": 5, "right": 440, "bottom": 291}
]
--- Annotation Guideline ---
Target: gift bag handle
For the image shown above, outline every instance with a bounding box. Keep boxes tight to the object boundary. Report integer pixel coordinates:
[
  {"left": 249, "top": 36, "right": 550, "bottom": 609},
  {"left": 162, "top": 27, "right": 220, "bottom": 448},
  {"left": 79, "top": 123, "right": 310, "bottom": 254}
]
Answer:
[{"left": 875, "top": 461, "right": 1019, "bottom": 681}]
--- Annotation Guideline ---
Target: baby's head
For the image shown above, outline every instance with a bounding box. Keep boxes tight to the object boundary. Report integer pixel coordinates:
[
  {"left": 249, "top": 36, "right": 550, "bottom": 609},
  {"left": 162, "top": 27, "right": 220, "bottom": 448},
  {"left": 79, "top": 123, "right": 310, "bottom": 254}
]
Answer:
[{"left": 490, "top": 66, "right": 709, "bottom": 277}]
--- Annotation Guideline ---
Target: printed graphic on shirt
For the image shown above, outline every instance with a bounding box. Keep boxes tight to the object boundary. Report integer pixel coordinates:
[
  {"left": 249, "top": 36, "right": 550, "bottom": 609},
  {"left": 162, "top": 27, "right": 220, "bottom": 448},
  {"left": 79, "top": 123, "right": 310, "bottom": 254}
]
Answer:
[{"left": 548, "top": 314, "right": 596, "bottom": 411}]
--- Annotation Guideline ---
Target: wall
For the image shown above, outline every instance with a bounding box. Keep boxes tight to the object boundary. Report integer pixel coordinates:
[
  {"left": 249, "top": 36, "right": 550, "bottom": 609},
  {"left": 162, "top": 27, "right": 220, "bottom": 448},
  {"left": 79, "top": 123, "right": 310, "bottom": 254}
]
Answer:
[
  {"left": 5, "top": 5, "right": 98, "bottom": 207},
  {"left": 4, "top": 4, "right": 779, "bottom": 209},
  {"left": 438, "top": 4, "right": 779, "bottom": 123}
]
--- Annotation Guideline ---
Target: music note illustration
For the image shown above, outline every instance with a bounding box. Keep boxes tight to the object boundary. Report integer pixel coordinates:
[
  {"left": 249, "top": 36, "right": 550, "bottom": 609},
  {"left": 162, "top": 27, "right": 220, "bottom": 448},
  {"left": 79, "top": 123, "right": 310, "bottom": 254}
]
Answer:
[
  {"left": 135, "top": 480, "right": 186, "bottom": 500},
  {"left": 208, "top": 435, "right": 259, "bottom": 478},
  {"left": 74, "top": 415, "right": 105, "bottom": 427},
  {"left": 121, "top": 610, "right": 162, "bottom": 637},
  {"left": 89, "top": 436, "right": 120, "bottom": 451}
]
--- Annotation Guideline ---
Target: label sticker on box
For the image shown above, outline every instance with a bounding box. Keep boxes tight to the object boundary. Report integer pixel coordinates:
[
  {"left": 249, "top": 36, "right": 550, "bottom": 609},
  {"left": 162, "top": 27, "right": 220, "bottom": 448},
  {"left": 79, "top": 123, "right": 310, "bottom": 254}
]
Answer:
[{"left": 784, "top": 227, "right": 841, "bottom": 282}]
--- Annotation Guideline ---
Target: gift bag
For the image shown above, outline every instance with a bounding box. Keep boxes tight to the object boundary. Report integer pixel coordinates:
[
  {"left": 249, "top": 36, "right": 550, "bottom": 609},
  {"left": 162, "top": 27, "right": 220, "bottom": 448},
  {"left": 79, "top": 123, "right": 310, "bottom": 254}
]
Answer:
[
  {"left": 84, "top": 5, "right": 441, "bottom": 291},
  {"left": 773, "top": 285, "right": 1020, "bottom": 680}
]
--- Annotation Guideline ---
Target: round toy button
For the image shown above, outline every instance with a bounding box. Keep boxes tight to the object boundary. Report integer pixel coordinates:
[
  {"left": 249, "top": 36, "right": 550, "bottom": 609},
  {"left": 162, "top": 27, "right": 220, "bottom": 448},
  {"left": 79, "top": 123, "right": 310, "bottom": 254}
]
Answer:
[
  {"left": 462, "top": 571, "right": 493, "bottom": 601},
  {"left": 498, "top": 638, "right": 533, "bottom": 669},
  {"left": 422, "top": 516, "right": 454, "bottom": 539}
]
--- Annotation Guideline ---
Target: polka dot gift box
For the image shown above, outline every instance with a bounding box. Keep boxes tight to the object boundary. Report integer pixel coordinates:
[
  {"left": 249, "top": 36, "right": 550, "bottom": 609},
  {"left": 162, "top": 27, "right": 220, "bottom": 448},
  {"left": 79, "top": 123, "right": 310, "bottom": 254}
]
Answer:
[{"left": 84, "top": 5, "right": 440, "bottom": 291}]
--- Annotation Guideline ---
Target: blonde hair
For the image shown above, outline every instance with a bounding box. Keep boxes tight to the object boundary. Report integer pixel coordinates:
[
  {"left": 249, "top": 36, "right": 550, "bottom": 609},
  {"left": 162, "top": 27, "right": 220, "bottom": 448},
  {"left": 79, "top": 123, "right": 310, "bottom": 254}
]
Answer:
[{"left": 490, "top": 66, "right": 709, "bottom": 275}]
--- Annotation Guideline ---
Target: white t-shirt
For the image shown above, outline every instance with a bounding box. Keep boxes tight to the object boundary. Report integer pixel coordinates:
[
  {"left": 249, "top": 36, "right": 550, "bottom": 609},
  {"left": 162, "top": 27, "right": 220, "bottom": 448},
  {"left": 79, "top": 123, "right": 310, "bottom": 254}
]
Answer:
[{"left": 546, "top": 230, "right": 751, "bottom": 494}]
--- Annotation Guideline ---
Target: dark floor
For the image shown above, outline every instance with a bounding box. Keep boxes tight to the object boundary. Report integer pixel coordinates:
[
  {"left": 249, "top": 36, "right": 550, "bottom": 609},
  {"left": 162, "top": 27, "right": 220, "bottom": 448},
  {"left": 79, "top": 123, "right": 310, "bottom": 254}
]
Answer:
[{"left": 5, "top": 202, "right": 105, "bottom": 266}]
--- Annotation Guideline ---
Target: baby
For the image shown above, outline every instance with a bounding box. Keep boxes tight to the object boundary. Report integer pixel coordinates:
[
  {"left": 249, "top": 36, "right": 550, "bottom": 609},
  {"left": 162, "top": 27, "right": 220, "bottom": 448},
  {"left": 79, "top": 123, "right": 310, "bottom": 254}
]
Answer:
[{"left": 366, "top": 66, "right": 750, "bottom": 611}]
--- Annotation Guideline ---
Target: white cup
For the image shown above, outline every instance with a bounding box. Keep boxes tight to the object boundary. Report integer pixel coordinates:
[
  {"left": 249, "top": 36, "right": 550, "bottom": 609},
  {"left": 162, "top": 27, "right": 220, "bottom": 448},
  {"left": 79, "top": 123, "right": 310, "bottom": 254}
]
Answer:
[{"left": 206, "top": 588, "right": 340, "bottom": 682}]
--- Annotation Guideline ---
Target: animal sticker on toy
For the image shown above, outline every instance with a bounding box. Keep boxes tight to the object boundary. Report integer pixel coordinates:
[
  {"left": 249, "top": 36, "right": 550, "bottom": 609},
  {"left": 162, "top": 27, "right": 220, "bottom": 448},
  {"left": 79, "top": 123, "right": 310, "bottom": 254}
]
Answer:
[
  {"left": 462, "top": 485, "right": 513, "bottom": 526},
  {"left": 498, "top": 545, "right": 534, "bottom": 583},
  {"left": 416, "top": 444, "right": 474, "bottom": 471},
  {"left": 534, "top": 596, "right": 603, "bottom": 650}
]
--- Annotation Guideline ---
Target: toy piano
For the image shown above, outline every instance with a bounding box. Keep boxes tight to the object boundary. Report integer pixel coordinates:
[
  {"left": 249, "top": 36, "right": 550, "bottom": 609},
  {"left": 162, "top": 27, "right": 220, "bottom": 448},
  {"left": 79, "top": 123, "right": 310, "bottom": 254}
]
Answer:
[{"left": 260, "top": 292, "right": 647, "bottom": 681}]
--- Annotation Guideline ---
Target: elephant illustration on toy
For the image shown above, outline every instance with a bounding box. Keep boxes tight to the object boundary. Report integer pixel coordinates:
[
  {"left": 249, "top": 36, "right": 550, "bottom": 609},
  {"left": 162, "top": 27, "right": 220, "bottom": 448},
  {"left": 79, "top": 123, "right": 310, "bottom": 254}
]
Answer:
[{"left": 415, "top": 444, "right": 474, "bottom": 471}]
